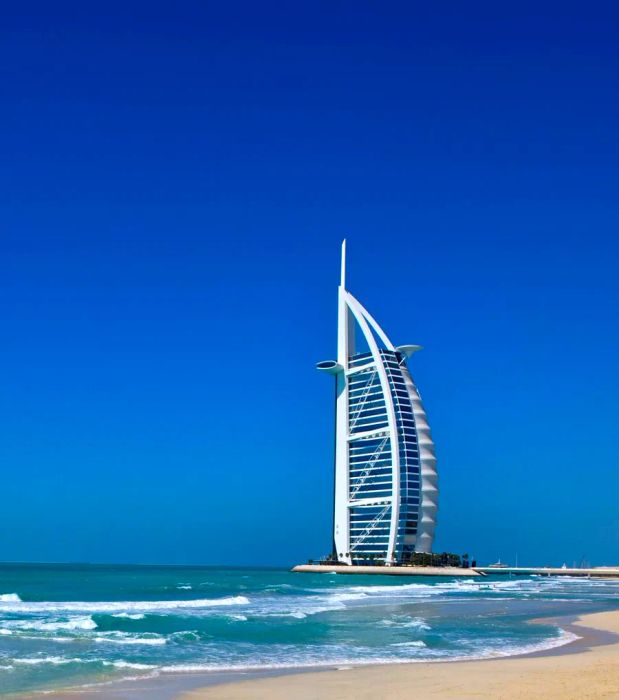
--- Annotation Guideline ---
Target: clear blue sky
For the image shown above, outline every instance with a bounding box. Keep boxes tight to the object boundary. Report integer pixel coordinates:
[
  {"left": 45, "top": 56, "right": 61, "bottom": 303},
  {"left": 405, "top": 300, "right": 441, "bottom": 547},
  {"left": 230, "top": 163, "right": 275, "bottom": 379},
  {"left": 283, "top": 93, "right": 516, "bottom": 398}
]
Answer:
[{"left": 1, "top": 2, "right": 618, "bottom": 567}]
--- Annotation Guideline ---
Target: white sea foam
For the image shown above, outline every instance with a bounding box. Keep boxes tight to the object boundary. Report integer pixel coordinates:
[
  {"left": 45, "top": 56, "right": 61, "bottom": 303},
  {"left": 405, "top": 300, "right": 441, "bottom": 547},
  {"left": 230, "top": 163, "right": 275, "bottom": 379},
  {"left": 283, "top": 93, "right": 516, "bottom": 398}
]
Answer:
[
  {"left": 10, "top": 656, "right": 158, "bottom": 670},
  {"left": 0, "top": 616, "right": 97, "bottom": 632},
  {"left": 93, "top": 632, "right": 167, "bottom": 646},
  {"left": 112, "top": 613, "right": 146, "bottom": 620},
  {"left": 311, "top": 581, "right": 472, "bottom": 598},
  {"left": 73, "top": 670, "right": 163, "bottom": 690},
  {"left": 259, "top": 582, "right": 454, "bottom": 619},
  {"left": 46, "top": 616, "right": 98, "bottom": 631},
  {"left": 256, "top": 605, "right": 335, "bottom": 618},
  {"left": 379, "top": 616, "right": 431, "bottom": 630},
  {"left": 0, "top": 595, "right": 249, "bottom": 614},
  {"left": 328, "top": 592, "right": 369, "bottom": 602},
  {"left": 0, "top": 593, "right": 21, "bottom": 602},
  {"left": 158, "top": 629, "right": 581, "bottom": 673},
  {"left": 306, "top": 577, "right": 565, "bottom": 606},
  {"left": 41, "top": 617, "right": 97, "bottom": 632},
  {"left": 261, "top": 611, "right": 308, "bottom": 619},
  {"left": 18, "top": 635, "right": 76, "bottom": 644},
  {"left": 103, "top": 660, "right": 157, "bottom": 670},
  {"left": 14, "top": 656, "right": 85, "bottom": 666},
  {"left": 170, "top": 630, "right": 201, "bottom": 642},
  {"left": 469, "top": 629, "right": 581, "bottom": 660},
  {"left": 390, "top": 640, "right": 426, "bottom": 647}
]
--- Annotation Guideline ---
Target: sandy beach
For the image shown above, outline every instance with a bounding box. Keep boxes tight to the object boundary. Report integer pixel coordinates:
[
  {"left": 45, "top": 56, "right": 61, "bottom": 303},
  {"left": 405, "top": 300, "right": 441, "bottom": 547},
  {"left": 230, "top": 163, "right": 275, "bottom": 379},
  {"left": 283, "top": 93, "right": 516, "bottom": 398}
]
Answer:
[{"left": 176, "top": 610, "right": 619, "bottom": 700}]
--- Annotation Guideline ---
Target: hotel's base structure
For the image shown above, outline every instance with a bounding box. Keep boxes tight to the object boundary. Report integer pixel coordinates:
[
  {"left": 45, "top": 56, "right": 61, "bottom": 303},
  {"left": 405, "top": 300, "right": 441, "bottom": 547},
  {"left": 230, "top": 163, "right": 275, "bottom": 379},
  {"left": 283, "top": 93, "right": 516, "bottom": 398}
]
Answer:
[
  {"left": 292, "top": 564, "right": 479, "bottom": 577},
  {"left": 311, "top": 241, "right": 439, "bottom": 567}
]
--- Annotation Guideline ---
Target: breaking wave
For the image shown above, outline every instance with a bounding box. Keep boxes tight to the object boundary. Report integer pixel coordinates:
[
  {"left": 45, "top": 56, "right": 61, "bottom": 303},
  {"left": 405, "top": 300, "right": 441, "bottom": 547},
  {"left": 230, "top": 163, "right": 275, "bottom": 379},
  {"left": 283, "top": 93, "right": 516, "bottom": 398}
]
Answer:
[
  {"left": 0, "top": 593, "right": 21, "bottom": 603},
  {"left": 0, "top": 595, "right": 249, "bottom": 614},
  {"left": 93, "top": 632, "right": 167, "bottom": 646},
  {"left": 379, "top": 616, "right": 431, "bottom": 630},
  {"left": 1, "top": 616, "right": 97, "bottom": 632}
]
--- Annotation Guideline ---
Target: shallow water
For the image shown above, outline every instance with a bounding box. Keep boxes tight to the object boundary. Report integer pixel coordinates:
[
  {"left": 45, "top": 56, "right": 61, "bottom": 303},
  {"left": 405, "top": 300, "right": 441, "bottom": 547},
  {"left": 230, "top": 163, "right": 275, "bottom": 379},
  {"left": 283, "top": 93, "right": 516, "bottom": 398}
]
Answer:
[{"left": 1, "top": 564, "right": 618, "bottom": 695}]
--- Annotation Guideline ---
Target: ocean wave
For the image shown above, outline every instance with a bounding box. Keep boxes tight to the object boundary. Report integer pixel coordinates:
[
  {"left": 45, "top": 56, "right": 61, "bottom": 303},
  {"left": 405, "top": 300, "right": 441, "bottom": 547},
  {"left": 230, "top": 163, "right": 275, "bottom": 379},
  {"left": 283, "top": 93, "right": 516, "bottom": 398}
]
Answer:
[
  {"left": 255, "top": 606, "right": 334, "bottom": 619},
  {"left": 169, "top": 630, "right": 201, "bottom": 642},
  {"left": 0, "top": 593, "right": 21, "bottom": 602},
  {"left": 93, "top": 632, "right": 167, "bottom": 646},
  {"left": 2, "top": 628, "right": 581, "bottom": 680},
  {"left": 305, "top": 577, "right": 582, "bottom": 605},
  {"left": 250, "top": 589, "right": 381, "bottom": 618},
  {"left": 258, "top": 611, "right": 309, "bottom": 619},
  {"left": 47, "top": 616, "right": 98, "bottom": 631},
  {"left": 158, "top": 629, "right": 580, "bottom": 673},
  {"left": 112, "top": 613, "right": 146, "bottom": 620},
  {"left": 0, "top": 616, "right": 97, "bottom": 633},
  {"left": 9, "top": 656, "right": 157, "bottom": 671},
  {"left": 102, "top": 660, "right": 157, "bottom": 670},
  {"left": 253, "top": 583, "right": 450, "bottom": 619},
  {"left": 310, "top": 580, "right": 478, "bottom": 599},
  {"left": 468, "top": 629, "right": 581, "bottom": 659},
  {"left": 17, "top": 635, "right": 79, "bottom": 644},
  {"left": 14, "top": 656, "right": 86, "bottom": 666},
  {"left": 0, "top": 595, "right": 249, "bottom": 614},
  {"left": 379, "top": 616, "right": 431, "bottom": 630},
  {"left": 327, "top": 592, "right": 369, "bottom": 602}
]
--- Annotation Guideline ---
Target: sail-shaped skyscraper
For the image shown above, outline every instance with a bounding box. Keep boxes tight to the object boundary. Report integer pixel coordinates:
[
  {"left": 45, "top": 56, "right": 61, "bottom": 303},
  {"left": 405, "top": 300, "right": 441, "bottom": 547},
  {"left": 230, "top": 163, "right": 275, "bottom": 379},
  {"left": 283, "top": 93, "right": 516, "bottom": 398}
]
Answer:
[{"left": 317, "top": 242, "right": 438, "bottom": 565}]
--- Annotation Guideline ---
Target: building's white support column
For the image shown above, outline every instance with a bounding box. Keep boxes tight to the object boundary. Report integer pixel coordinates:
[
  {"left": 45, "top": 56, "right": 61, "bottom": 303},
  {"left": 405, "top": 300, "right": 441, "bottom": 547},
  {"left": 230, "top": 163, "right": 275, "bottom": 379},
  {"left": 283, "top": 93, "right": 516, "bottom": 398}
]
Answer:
[{"left": 333, "top": 241, "right": 352, "bottom": 564}]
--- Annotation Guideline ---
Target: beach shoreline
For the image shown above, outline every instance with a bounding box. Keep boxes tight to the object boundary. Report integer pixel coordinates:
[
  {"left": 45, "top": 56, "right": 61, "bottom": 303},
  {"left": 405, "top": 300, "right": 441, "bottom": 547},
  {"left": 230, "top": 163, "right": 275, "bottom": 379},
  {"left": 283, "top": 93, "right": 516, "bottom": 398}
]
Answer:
[
  {"left": 174, "top": 610, "right": 619, "bottom": 700},
  {"left": 24, "top": 609, "right": 619, "bottom": 700}
]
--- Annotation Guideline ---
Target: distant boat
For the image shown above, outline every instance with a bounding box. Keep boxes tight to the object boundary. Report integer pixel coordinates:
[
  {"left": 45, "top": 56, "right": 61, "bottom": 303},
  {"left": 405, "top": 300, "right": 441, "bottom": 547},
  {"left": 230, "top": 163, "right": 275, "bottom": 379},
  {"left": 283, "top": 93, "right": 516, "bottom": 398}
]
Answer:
[{"left": 488, "top": 559, "right": 509, "bottom": 568}]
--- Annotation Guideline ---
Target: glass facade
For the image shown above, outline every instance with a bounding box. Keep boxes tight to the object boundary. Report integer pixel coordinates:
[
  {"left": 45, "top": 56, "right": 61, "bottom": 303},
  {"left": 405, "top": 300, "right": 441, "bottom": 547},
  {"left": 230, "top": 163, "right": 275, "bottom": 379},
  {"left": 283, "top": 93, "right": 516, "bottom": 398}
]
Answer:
[{"left": 347, "top": 349, "right": 421, "bottom": 564}]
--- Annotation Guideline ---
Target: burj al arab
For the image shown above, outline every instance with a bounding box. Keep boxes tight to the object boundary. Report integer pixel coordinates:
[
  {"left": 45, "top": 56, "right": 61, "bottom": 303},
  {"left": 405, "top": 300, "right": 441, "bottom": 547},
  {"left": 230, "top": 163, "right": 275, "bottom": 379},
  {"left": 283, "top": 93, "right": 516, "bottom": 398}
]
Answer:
[{"left": 316, "top": 242, "right": 438, "bottom": 566}]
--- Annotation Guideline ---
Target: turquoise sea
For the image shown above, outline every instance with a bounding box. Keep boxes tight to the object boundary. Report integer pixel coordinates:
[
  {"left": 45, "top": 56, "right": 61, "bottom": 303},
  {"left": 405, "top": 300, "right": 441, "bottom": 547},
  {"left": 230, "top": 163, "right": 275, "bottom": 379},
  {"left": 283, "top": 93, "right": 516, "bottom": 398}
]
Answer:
[{"left": 1, "top": 564, "right": 618, "bottom": 695}]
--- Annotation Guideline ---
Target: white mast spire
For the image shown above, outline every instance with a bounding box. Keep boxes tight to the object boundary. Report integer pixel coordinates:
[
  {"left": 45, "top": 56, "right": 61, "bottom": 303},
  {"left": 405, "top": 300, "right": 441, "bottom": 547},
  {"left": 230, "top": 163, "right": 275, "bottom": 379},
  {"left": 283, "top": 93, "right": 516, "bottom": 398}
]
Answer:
[{"left": 337, "top": 239, "right": 350, "bottom": 367}]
